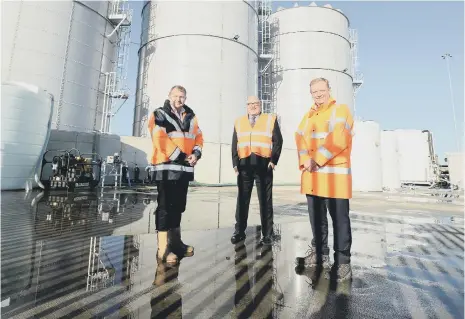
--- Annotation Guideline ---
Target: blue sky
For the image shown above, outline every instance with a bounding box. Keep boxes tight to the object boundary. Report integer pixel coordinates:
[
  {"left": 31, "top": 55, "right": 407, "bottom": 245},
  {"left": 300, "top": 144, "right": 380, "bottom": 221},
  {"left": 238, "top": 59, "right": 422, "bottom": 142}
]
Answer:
[{"left": 111, "top": 1, "right": 464, "bottom": 162}]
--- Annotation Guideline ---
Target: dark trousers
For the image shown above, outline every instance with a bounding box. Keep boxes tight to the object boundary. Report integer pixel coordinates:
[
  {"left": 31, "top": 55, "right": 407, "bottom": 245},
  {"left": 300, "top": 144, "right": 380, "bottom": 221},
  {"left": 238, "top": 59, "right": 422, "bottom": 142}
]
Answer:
[
  {"left": 306, "top": 195, "right": 352, "bottom": 264},
  {"left": 155, "top": 179, "right": 189, "bottom": 231},
  {"left": 235, "top": 166, "right": 274, "bottom": 237}
]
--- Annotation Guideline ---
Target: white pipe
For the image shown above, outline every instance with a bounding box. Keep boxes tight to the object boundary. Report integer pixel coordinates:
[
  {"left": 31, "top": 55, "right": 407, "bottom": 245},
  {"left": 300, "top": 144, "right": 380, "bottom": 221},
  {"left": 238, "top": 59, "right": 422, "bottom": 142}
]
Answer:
[
  {"left": 444, "top": 54, "right": 459, "bottom": 152},
  {"left": 101, "top": 73, "right": 109, "bottom": 133},
  {"left": 29, "top": 93, "right": 55, "bottom": 191},
  {"left": 105, "top": 16, "right": 127, "bottom": 38}
]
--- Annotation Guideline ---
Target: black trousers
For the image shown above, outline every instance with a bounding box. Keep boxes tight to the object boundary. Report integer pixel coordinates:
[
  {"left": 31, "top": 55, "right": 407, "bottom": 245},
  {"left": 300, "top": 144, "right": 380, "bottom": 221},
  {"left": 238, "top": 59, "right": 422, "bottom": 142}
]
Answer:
[
  {"left": 155, "top": 179, "right": 189, "bottom": 231},
  {"left": 235, "top": 166, "right": 274, "bottom": 237},
  {"left": 306, "top": 195, "right": 352, "bottom": 264}
]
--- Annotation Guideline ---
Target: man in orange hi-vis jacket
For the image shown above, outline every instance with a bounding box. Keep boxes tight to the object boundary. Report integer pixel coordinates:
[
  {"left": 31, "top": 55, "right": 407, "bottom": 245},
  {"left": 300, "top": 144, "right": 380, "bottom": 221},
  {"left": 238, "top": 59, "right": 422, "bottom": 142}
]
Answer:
[
  {"left": 294, "top": 77, "right": 354, "bottom": 282},
  {"left": 148, "top": 85, "right": 203, "bottom": 265}
]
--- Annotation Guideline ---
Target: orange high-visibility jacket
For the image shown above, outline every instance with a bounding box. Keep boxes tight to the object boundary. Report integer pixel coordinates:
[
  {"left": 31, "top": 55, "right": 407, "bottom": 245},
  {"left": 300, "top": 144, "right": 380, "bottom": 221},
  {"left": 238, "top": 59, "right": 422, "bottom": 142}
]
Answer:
[
  {"left": 234, "top": 113, "right": 276, "bottom": 159},
  {"left": 148, "top": 100, "right": 203, "bottom": 181},
  {"left": 295, "top": 98, "right": 354, "bottom": 199}
]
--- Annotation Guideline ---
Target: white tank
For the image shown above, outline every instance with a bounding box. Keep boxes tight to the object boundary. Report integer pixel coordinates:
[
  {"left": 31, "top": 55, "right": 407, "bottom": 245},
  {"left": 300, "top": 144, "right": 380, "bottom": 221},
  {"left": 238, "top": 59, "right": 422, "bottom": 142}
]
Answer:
[
  {"left": 1, "top": 82, "right": 54, "bottom": 190},
  {"left": 2, "top": 1, "right": 118, "bottom": 133},
  {"left": 269, "top": 5, "right": 353, "bottom": 149},
  {"left": 351, "top": 120, "right": 383, "bottom": 192},
  {"left": 380, "top": 130, "right": 401, "bottom": 191},
  {"left": 395, "top": 129, "right": 434, "bottom": 184},
  {"left": 134, "top": 0, "right": 258, "bottom": 142},
  {"left": 446, "top": 152, "right": 464, "bottom": 189}
]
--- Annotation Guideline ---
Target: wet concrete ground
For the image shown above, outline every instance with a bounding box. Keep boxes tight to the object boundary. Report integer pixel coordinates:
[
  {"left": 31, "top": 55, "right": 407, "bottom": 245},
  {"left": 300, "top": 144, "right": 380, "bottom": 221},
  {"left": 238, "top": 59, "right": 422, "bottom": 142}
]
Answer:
[{"left": 1, "top": 187, "right": 464, "bottom": 318}]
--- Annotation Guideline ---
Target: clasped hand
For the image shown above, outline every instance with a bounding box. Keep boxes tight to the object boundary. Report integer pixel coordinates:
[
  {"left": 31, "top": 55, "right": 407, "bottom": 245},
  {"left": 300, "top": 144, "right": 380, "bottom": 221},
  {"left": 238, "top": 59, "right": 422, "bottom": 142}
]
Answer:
[
  {"left": 186, "top": 154, "right": 198, "bottom": 166},
  {"left": 303, "top": 158, "right": 318, "bottom": 172}
]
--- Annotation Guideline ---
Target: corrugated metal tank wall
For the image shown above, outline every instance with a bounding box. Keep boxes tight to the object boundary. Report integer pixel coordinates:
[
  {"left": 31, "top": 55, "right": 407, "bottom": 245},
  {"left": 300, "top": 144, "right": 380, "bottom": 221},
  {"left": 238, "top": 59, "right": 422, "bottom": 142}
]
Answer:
[
  {"left": 135, "top": 0, "right": 258, "bottom": 184},
  {"left": 395, "top": 129, "right": 434, "bottom": 184},
  {"left": 351, "top": 120, "right": 383, "bottom": 192},
  {"left": 269, "top": 4, "right": 353, "bottom": 150},
  {"left": 2, "top": 0, "right": 118, "bottom": 133},
  {"left": 380, "top": 130, "right": 401, "bottom": 191}
]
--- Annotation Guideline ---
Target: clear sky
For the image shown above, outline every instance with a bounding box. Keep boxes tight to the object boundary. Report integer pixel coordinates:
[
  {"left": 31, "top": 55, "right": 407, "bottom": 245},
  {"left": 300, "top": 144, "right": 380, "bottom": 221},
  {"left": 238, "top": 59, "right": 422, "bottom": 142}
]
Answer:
[{"left": 111, "top": 0, "right": 464, "bottom": 162}]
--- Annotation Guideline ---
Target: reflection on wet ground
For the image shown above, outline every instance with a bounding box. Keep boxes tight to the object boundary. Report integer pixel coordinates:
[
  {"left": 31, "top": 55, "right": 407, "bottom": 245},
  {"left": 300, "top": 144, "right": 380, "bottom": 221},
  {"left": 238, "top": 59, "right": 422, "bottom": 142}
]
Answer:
[{"left": 1, "top": 189, "right": 464, "bottom": 318}]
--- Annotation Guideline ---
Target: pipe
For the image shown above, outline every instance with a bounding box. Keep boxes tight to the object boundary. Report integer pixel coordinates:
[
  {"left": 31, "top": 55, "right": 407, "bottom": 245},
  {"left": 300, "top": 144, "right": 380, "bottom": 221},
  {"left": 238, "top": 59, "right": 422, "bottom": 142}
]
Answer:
[
  {"left": 31, "top": 93, "right": 55, "bottom": 191},
  {"left": 105, "top": 16, "right": 127, "bottom": 38},
  {"left": 132, "top": 42, "right": 146, "bottom": 136}
]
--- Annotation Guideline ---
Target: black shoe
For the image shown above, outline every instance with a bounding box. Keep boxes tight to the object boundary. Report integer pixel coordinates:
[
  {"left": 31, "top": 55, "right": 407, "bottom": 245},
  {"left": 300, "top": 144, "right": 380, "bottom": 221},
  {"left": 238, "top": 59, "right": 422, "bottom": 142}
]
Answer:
[
  {"left": 231, "top": 232, "right": 246, "bottom": 244},
  {"left": 260, "top": 236, "right": 272, "bottom": 245},
  {"left": 260, "top": 231, "right": 281, "bottom": 245}
]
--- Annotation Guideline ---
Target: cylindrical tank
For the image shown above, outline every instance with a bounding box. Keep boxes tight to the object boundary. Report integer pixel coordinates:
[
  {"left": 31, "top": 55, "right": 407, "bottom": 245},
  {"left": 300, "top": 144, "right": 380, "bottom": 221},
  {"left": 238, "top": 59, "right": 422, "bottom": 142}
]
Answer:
[
  {"left": 351, "top": 120, "right": 383, "bottom": 192},
  {"left": 269, "top": 4, "right": 353, "bottom": 149},
  {"left": 446, "top": 152, "right": 464, "bottom": 189},
  {"left": 2, "top": 0, "right": 118, "bottom": 133},
  {"left": 1, "top": 82, "right": 54, "bottom": 190},
  {"left": 395, "top": 129, "right": 434, "bottom": 184},
  {"left": 134, "top": 0, "right": 259, "bottom": 142},
  {"left": 380, "top": 130, "right": 401, "bottom": 191}
]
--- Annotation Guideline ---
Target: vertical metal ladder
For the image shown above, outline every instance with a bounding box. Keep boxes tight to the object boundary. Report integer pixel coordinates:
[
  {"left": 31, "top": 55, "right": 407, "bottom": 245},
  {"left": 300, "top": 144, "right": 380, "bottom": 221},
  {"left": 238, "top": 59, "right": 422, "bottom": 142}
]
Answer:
[
  {"left": 258, "top": 0, "right": 274, "bottom": 114},
  {"left": 349, "top": 29, "right": 364, "bottom": 117},
  {"left": 100, "top": 0, "right": 133, "bottom": 134},
  {"left": 139, "top": 2, "right": 158, "bottom": 137}
]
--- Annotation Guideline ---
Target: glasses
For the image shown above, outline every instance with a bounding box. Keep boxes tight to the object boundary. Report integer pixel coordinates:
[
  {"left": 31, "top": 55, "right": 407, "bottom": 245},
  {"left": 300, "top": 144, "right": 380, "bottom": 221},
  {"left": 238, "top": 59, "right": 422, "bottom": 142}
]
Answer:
[
  {"left": 311, "top": 90, "right": 328, "bottom": 95},
  {"left": 247, "top": 102, "right": 260, "bottom": 105}
]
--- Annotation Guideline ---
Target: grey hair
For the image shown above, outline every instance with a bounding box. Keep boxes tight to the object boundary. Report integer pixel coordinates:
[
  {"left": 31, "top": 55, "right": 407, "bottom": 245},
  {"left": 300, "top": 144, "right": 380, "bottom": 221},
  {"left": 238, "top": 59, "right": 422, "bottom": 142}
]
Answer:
[
  {"left": 169, "top": 85, "right": 187, "bottom": 95},
  {"left": 310, "top": 78, "right": 330, "bottom": 89}
]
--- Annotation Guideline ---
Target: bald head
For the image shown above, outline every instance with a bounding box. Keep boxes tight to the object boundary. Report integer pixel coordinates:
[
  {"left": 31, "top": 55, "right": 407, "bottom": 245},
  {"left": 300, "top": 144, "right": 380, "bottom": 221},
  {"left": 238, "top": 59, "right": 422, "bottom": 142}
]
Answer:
[{"left": 247, "top": 96, "right": 261, "bottom": 116}]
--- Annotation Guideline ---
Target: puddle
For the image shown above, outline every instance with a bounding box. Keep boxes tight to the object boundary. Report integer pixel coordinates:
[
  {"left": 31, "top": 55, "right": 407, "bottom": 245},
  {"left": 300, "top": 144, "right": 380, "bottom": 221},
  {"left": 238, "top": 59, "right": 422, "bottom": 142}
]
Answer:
[{"left": 433, "top": 216, "right": 461, "bottom": 225}]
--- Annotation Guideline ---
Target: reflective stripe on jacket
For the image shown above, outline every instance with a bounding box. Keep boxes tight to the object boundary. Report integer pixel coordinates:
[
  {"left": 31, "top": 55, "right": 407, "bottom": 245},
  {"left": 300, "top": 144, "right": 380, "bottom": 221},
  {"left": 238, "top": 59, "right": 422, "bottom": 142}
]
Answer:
[
  {"left": 295, "top": 98, "right": 354, "bottom": 199},
  {"left": 148, "top": 100, "right": 204, "bottom": 181},
  {"left": 234, "top": 113, "right": 276, "bottom": 159}
]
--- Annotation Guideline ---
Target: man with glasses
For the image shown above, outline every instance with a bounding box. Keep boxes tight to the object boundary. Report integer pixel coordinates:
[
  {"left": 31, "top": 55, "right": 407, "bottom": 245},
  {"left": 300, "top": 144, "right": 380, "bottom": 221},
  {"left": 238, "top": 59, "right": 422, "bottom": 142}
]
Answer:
[{"left": 230, "top": 96, "right": 283, "bottom": 245}]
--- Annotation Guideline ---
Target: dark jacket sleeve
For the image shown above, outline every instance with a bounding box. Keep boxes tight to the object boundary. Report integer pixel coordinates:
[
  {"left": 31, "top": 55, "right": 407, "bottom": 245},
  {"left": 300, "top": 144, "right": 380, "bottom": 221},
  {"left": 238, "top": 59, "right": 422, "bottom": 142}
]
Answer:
[
  {"left": 232, "top": 127, "right": 239, "bottom": 168},
  {"left": 154, "top": 108, "right": 187, "bottom": 162},
  {"left": 271, "top": 119, "right": 283, "bottom": 165}
]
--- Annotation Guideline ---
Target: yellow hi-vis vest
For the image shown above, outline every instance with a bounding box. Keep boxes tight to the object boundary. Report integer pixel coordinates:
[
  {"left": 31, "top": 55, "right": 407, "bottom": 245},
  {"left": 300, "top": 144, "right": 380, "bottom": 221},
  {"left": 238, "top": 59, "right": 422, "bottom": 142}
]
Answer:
[{"left": 235, "top": 113, "right": 276, "bottom": 159}]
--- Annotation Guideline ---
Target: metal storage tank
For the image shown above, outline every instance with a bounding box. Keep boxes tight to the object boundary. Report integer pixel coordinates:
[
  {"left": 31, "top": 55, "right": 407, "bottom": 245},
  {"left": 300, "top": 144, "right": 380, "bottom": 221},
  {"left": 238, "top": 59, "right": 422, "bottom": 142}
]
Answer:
[
  {"left": 351, "top": 120, "right": 383, "bottom": 192},
  {"left": 1, "top": 82, "right": 54, "bottom": 190},
  {"left": 445, "top": 152, "right": 464, "bottom": 189},
  {"left": 269, "top": 3, "right": 354, "bottom": 149},
  {"left": 380, "top": 130, "right": 401, "bottom": 191},
  {"left": 2, "top": 0, "right": 121, "bottom": 133},
  {"left": 133, "top": 0, "right": 258, "bottom": 142},
  {"left": 395, "top": 129, "right": 435, "bottom": 185}
]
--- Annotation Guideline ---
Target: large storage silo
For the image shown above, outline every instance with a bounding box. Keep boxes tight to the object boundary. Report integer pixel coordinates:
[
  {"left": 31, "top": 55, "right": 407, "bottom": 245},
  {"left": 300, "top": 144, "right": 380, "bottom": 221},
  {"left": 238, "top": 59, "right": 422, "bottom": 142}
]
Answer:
[
  {"left": 445, "top": 152, "right": 464, "bottom": 189},
  {"left": 2, "top": 0, "right": 122, "bottom": 133},
  {"left": 1, "top": 82, "right": 54, "bottom": 190},
  {"left": 395, "top": 129, "right": 436, "bottom": 185},
  {"left": 380, "top": 130, "right": 401, "bottom": 191},
  {"left": 134, "top": 1, "right": 258, "bottom": 184},
  {"left": 269, "top": 3, "right": 354, "bottom": 150},
  {"left": 351, "top": 120, "right": 383, "bottom": 192}
]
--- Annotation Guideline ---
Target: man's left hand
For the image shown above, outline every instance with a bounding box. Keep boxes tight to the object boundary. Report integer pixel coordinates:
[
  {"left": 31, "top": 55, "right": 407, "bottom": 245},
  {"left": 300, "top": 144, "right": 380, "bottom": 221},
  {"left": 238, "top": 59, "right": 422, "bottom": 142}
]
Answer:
[
  {"left": 268, "top": 162, "right": 275, "bottom": 170},
  {"left": 306, "top": 159, "right": 318, "bottom": 172},
  {"left": 187, "top": 154, "right": 198, "bottom": 166}
]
